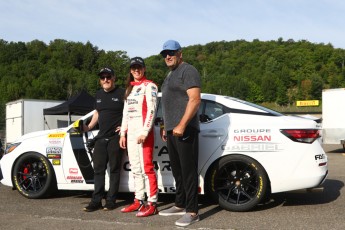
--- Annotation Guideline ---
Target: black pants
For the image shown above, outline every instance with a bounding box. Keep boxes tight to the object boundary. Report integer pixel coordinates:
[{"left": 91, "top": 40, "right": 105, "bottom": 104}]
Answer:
[
  {"left": 167, "top": 126, "right": 199, "bottom": 213},
  {"left": 91, "top": 135, "right": 123, "bottom": 203}
]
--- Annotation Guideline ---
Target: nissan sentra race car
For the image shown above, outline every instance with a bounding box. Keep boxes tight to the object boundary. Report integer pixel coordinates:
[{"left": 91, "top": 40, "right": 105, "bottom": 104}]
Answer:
[{"left": 0, "top": 93, "right": 328, "bottom": 212}]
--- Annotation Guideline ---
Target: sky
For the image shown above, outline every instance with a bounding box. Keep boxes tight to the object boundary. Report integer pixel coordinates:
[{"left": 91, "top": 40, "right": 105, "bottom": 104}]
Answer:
[{"left": 1, "top": 0, "right": 345, "bottom": 58}]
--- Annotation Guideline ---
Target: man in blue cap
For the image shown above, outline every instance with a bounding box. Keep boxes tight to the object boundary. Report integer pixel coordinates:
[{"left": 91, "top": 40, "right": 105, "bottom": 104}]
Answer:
[{"left": 158, "top": 40, "right": 201, "bottom": 227}]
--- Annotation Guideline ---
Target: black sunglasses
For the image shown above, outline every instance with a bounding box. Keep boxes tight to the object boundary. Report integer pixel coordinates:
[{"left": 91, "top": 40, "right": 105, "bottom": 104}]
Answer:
[
  {"left": 99, "top": 75, "right": 112, "bottom": 80},
  {"left": 161, "top": 50, "right": 178, "bottom": 58}
]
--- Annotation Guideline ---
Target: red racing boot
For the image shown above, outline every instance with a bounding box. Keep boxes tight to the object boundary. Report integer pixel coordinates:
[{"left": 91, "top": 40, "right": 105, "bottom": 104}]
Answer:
[
  {"left": 121, "top": 199, "right": 145, "bottom": 213},
  {"left": 136, "top": 202, "right": 158, "bottom": 217}
]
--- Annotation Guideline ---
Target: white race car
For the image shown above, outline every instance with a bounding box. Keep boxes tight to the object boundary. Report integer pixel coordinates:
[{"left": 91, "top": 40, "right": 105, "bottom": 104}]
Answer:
[{"left": 0, "top": 94, "right": 328, "bottom": 212}]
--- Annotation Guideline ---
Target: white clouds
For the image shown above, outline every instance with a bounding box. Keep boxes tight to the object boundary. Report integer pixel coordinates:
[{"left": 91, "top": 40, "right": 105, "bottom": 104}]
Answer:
[{"left": 1, "top": 0, "right": 345, "bottom": 57}]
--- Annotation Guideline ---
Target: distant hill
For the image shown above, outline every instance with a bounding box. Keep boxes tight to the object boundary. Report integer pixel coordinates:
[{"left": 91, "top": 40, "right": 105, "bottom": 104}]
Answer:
[{"left": 1, "top": 37, "right": 344, "bottom": 130}]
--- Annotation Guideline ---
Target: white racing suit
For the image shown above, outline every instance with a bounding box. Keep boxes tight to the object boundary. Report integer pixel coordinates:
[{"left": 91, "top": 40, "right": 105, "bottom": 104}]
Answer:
[{"left": 120, "top": 79, "right": 158, "bottom": 202}]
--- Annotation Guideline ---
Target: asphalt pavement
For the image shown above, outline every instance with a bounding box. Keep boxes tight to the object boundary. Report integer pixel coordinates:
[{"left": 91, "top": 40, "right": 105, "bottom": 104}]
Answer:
[{"left": 0, "top": 144, "right": 344, "bottom": 230}]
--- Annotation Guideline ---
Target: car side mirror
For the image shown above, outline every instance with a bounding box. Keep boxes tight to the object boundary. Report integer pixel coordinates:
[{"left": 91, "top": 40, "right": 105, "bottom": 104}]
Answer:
[
  {"left": 199, "top": 114, "right": 211, "bottom": 123},
  {"left": 70, "top": 119, "right": 84, "bottom": 136}
]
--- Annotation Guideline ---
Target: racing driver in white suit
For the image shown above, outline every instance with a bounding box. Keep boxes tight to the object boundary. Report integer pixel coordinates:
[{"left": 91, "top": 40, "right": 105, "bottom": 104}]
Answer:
[{"left": 119, "top": 57, "right": 159, "bottom": 217}]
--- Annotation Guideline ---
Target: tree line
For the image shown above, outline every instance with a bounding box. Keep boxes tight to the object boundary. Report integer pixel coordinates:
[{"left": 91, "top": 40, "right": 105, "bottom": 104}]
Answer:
[{"left": 1, "top": 37, "right": 345, "bottom": 131}]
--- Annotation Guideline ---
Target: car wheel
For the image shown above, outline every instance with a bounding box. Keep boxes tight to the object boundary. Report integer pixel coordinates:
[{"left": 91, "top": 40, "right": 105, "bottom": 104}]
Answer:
[
  {"left": 206, "top": 154, "right": 268, "bottom": 212},
  {"left": 12, "top": 152, "right": 56, "bottom": 198}
]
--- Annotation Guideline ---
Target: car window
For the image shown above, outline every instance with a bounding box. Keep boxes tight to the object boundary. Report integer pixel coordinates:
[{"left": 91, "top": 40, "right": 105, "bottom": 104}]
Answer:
[
  {"left": 199, "top": 100, "right": 227, "bottom": 123},
  {"left": 156, "top": 97, "right": 226, "bottom": 124},
  {"left": 156, "top": 97, "right": 162, "bottom": 119},
  {"left": 204, "top": 101, "right": 225, "bottom": 120},
  {"left": 153, "top": 97, "right": 163, "bottom": 126}
]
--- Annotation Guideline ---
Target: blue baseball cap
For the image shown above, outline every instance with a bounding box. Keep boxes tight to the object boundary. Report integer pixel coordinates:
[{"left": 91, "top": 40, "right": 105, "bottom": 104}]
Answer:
[{"left": 160, "top": 40, "right": 181, "bottom": 54}]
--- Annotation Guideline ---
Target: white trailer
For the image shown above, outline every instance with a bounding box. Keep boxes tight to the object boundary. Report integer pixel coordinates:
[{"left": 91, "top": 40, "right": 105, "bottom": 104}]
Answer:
[
  {"left": 5, "top": 99, "right": 64, "bottom": 144},
  {"left": 322, "top": 88, "right": 345, "bottom": 149}
]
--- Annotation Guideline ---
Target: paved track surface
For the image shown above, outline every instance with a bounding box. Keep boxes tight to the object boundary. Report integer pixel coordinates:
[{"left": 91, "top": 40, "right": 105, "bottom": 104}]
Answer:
[{"left": 0, "top": 144, "right": 344, "bottom": 230}]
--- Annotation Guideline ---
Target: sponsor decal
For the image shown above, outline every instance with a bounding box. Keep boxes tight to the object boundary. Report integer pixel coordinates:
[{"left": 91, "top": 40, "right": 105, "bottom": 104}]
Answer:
[
  {"left": 233, "top": 129, "right": 272, "bottom": 142},
  {"left": 123, "top": 160, "right": 171, "bottom": 172},
  {"left": 128, "top": 107, "right": 137, "bottom": 113},
  {"left": 158, "top": 186, "right": 176, "bottom": 193},
  {"left": 234, "top": 135, "right": 271, "bottom": 142},
  {"left": 48, "top": 139, "right": 63, "bottom": 145},
  {"left": 128, "top": 99, "right": 138, "bottom": 105},
  {"left": 122, "top": 146, "right": 170, "bottom": 173},
  {"left": 52, "top": 159, "right": 60, "bottom": 165},
  {"left": 47, "top": 154, "right": 61, "bottom": 159},
  {"left": 234, "top": 129, "right": 271, "bottom": 134},
  {"left": 48, "top": 133, "right": 66, "bottom": 138},
  {"left": 67, "top": 176, "right": 82, "bottom": 180},
  {"left": 222, "top": 143, "right": 283, "bottom": 152},
  {"left": 46, "top": 147, "right": 62, "bottom": 154},
  {"left": 146, "top": 112, "right": 154, "bottom": 127},
  {"left": 67, "top": 175, "right": 84, "bottom": 183},
  {"left": 158, "top": 146, "right": 169, "bottom": 156},
  {"left": 315, "top": 154, "right": 326, "bottom": 160},
  {"left": 296, "top": 100, "right": 319, "bottom": 107},
  {"left": 69, "top": 168, "right": 78, "bottom": 174}
]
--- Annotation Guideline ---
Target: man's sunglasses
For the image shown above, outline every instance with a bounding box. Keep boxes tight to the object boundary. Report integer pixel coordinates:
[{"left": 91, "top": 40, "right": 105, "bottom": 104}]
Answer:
[
  {"left": 99, "top": 75, "right": 113, "bottom": 80},
  {"left": 161, "top": 50, "right": 178, "bottom": 58}
]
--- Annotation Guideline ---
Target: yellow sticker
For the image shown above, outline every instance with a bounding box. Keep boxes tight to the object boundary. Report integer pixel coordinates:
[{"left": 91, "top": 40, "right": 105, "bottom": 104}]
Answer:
[
  {"left": 52, "top": 159, "right": 61, "bottom": 165},
  {"left": 73, "top": 120, "right": 80, "bottom": 128},
  {"left": 48, "top": 133, "right": 66, "bottom": 138}
]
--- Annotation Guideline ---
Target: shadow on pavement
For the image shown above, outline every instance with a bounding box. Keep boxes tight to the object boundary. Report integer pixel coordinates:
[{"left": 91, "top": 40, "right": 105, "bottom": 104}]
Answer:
[
  {"left": 45, "top": 177, "right": 343, "bottom": 213},
  {"left": 253, "top": 178, "right": 343, "bottom": 211}
]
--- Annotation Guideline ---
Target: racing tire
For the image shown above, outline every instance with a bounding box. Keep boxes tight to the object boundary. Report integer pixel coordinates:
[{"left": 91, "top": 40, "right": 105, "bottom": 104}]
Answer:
[
  {"left": 206, "top": 155, "right": 268, "bottom": 212},
  {"left": 12, "top": 152, "right": 56, "bottom": 199}
]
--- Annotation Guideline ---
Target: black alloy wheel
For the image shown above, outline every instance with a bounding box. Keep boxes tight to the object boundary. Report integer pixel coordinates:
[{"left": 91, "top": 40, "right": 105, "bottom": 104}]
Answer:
[
  {"left": 12, "top": 152, "right": 56, "bottom": 198},
  {"left": 206, "top": 154, "right": 269, "bottom": 212}
]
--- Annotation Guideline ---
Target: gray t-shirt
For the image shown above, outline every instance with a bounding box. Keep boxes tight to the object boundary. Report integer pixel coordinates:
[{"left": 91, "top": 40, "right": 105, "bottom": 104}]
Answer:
[{"left": 161, "top": 62, "right": 201, "bottom": 131}]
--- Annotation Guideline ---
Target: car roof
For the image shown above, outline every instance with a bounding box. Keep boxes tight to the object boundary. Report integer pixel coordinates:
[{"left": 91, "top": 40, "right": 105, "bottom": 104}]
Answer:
[{"left": 201, "top": 93, "right": 283, "bottom": 116}]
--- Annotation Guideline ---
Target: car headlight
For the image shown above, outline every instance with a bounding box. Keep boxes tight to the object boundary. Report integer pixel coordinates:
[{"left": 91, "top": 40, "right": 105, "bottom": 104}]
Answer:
[{"left": 5, "top": 142, "right": 21, "bottom": 154}]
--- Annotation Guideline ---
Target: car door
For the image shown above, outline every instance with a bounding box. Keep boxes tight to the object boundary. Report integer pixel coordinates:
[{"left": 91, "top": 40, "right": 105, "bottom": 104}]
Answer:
[
  {"left": 61, "top": 118, "right": 95, "bottom": 186},
  {"left": 198, "top": 99, "right": 230, "bottom": 172},
  {"left": 153, "top": 98, "right": 176, "bottom": 193}
]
